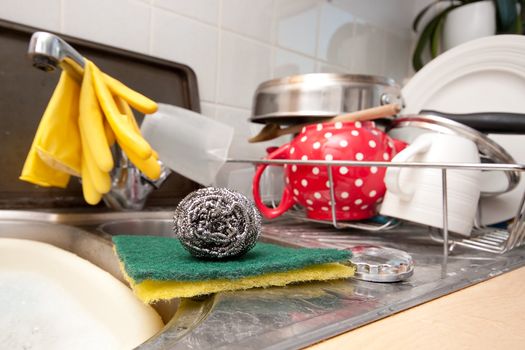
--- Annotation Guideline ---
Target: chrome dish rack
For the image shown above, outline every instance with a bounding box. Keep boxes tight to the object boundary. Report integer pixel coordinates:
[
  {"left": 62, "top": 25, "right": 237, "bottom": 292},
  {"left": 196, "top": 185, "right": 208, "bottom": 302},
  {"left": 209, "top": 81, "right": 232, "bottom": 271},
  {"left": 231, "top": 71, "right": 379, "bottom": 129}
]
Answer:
[{"left": 230, "top": 158, "right": 525, "bottom": 260}]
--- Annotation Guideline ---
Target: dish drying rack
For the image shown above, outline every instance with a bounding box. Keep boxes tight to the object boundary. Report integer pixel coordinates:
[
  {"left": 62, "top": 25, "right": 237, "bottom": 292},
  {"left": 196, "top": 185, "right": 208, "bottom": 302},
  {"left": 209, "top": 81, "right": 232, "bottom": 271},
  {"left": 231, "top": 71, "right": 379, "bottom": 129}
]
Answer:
[{"left": 230, "top": 158, "right": 525, "bottom": 260}]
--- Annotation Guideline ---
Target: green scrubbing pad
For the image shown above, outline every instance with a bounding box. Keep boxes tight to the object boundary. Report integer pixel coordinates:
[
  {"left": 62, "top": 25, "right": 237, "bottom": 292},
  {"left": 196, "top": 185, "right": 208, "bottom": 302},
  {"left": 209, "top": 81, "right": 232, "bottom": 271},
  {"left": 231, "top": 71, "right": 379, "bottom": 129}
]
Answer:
[{"left": 112, "top": 235, "right": 352, "bottom": 283}]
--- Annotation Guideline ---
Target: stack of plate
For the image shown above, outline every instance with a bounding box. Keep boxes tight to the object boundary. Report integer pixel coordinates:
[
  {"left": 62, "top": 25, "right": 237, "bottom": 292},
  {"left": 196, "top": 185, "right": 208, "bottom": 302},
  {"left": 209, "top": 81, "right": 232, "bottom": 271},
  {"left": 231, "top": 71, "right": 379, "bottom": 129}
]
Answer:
[{"left": 399, "top": 35, "right": 525, "bottom": 225}]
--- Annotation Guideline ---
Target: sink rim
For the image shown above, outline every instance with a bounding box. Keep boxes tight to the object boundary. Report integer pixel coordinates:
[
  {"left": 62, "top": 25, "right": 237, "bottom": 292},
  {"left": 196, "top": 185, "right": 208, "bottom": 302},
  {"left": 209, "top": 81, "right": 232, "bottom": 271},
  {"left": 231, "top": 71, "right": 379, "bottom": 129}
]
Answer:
[{"left": 98, "top": 218, "right": 174, "bottom": 237}]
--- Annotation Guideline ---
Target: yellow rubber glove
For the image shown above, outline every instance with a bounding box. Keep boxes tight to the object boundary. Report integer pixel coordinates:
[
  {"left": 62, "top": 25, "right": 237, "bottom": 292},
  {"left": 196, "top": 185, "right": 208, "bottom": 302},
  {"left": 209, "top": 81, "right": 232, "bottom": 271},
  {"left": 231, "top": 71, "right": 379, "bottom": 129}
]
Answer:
[
  {"left": 104, "top": 74, "right": 158, "bottom": 115},
  {"left": 79, "top": 61, "right": 113, "bottom": 173},
  {"left": 21, "top": 58, "right": 160, "bottom": 205},
  {"left": 81, "top": 154, "right": 102, "bottom": 205},
  {"left": 35, "top": 72, "right": 82, "bottom": 176},
  {"left": 114, "top": 95, "right": 161, "bottom": 180},
  {"left": 19, "top": 72, "right": 80, "bottom": 188},
  {"left": 91, "top": 63, "right": 153, "bottom": 160}
]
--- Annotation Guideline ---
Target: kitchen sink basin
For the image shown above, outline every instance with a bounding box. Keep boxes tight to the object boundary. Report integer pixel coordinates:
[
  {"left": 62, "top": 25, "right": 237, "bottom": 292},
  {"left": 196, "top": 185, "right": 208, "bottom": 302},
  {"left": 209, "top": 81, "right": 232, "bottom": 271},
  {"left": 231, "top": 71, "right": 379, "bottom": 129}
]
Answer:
[
  {"left": 0, "top": 219, "right": 214, "bottom": 349},
  {"left": 2, "top": 210, "right": 525, "bottom": 349}
]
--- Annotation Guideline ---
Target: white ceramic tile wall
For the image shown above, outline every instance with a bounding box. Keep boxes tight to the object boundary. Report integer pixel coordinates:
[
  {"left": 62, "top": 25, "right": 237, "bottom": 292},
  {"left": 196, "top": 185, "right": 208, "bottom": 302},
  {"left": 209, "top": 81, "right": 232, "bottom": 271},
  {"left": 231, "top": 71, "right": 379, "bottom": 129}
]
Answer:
[
  {"left": 0, "top": 0, "right": 418, "bottom": 118},
  {"left": 0, "top": 0, "right": 418, "bottom": 196},
  {"left": 151, "top": 8, "right": 219, "bottom": 101},
  {"left": 63, "top": 0, "right": 151, "bottom": 54}
]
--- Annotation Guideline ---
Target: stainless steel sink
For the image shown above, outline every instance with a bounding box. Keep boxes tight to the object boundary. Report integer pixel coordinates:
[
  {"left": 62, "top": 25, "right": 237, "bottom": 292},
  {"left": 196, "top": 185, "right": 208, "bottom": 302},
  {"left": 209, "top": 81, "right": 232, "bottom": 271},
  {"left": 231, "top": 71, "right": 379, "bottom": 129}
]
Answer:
[
  {"left": 98, "top": 219, "right": 174, "bottom": 236},
  {"left": 2, "top": 210, "right": 525, "bottom": 349},
  {"left": 0, "top": 218, "right": 214, "bottom": 349}
]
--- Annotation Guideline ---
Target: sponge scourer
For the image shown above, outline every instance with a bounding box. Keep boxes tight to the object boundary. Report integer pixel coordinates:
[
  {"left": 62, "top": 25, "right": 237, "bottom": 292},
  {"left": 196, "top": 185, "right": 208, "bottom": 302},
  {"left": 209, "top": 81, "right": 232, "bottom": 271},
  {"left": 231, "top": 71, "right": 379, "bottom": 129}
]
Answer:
[{"left": 112, "top": 235, "right": 354, "bottom": 303}]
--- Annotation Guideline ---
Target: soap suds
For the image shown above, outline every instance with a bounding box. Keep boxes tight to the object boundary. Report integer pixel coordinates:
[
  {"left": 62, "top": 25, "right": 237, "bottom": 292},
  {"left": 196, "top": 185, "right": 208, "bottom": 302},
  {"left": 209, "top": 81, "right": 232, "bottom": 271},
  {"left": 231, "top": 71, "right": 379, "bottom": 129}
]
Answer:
[{"left": 0, "top": 270, "right": 119, "bottom": 350}]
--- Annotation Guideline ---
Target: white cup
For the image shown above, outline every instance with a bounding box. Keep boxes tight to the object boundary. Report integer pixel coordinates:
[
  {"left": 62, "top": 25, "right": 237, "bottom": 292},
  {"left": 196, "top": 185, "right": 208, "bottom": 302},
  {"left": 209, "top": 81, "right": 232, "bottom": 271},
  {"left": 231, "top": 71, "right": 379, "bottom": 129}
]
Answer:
[{"left": 379, "top": 133, "right": 481, "bottom": 236}]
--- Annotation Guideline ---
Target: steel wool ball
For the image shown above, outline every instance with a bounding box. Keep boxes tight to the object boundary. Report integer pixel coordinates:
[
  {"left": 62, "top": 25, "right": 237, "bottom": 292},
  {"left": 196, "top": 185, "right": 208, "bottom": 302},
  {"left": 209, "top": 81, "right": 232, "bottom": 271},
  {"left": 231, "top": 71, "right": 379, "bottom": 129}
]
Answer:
[{"left": 173, "top": 187, "right": 262, "bottom": 259}]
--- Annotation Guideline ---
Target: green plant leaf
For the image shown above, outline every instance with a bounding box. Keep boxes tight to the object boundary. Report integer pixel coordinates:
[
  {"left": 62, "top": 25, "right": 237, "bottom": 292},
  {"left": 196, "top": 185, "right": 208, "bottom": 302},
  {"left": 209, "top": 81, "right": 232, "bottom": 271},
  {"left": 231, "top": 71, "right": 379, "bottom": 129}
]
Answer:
[
  {"left": 495, "top": 0, "right": 518, "bottom": 33},
  {"left": 413, "top": 1, "right": 442, "bottom": 32},
  {"left": 516, "top": 0, "right": 525, "bottom": 34},
  {"left": 516, "top": 16, "right": 523, "bottom": 33},
  {"left": 431, "top": 12, "right": 447, "bottom": 58},
  {"left": 412, "top": 5, "right": 459, "bottom": 71}
]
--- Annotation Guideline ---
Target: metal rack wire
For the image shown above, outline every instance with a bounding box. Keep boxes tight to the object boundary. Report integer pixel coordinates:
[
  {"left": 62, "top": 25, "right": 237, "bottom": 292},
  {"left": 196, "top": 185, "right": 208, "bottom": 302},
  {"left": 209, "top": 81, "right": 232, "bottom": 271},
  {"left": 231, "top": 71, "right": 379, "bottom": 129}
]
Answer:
[{"left": 230, "top": 158, "right": 525, "bottom": 261}]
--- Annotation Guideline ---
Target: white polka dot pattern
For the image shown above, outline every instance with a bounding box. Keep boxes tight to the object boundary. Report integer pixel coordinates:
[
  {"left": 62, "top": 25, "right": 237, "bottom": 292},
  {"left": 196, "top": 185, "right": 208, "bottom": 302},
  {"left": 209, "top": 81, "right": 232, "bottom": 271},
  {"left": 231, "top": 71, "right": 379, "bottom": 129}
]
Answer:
[{"left": 271, "top": 120, "right": 390, "bottom": 222}]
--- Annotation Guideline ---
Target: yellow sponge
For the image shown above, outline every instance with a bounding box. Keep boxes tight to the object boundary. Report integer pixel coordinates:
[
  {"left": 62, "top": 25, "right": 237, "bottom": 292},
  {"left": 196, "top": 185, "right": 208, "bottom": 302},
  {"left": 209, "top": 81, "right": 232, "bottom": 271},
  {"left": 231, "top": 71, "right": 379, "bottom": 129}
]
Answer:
[{"left": 121, "top": 262, "right": 354, "bottom": 303}]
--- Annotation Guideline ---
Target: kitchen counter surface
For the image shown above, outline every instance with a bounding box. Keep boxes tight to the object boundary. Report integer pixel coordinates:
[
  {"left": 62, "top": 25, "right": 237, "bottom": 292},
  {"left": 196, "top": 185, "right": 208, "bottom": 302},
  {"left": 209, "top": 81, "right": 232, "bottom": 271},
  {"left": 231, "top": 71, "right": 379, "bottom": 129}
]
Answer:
[{"left": 309, "top": 265, "right": 525, "bottom": 349}]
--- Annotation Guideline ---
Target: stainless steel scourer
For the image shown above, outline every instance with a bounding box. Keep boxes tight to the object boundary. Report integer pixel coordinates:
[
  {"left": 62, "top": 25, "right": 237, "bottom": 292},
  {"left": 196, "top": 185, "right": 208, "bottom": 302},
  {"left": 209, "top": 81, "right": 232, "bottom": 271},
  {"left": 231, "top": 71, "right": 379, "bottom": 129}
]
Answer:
[{"left": 173, "top": 187, "right": 262, "bottom": 259}]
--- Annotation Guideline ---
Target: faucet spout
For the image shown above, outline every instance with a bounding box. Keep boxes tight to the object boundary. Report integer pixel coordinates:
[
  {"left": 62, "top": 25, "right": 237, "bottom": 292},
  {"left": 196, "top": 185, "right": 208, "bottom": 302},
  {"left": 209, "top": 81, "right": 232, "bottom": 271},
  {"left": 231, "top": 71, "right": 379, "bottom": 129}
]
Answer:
[
  {"left": 27, "top": 31, "right": 170, "bottom": 210},
  {"left": 28, "top": 31, "right": 85, "bottom": 81}
]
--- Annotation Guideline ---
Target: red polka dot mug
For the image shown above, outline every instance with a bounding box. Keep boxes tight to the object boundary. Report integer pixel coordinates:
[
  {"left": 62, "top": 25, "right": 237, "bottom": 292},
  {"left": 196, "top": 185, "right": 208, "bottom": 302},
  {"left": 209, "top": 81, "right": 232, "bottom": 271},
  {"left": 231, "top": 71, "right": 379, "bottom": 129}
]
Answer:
[{"left": 252, "top": 120, "right": 407, "bottom": 221}]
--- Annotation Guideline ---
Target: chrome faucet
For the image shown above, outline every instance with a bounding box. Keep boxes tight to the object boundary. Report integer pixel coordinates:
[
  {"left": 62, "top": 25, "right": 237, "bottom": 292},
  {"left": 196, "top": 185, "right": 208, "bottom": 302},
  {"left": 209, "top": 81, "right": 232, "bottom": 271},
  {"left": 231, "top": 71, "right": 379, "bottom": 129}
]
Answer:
[{"left": 27, "top": 31, "right": 171, "bottom": 210}]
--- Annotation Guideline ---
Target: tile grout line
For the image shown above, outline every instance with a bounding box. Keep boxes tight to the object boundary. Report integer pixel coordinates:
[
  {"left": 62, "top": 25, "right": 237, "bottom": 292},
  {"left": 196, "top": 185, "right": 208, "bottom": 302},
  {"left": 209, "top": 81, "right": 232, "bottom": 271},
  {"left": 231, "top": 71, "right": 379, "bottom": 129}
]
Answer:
[
  {"left": 147, "top": 1, "right": 154, "bottom": 55},
  {"left": 152, "top": 2, "right": 219, "bottom": 27},
  {"left": 212, "top": 0, "right": 224, "bottom": 115},
  {"left": 269, "top": 0, "right": 277, "bottom": 79},
  {"left": 59, "top": 0, "right": 65, "bottom": 32},
  {"left": 313, "top": 0, "right": 323, "bottom": 63}
]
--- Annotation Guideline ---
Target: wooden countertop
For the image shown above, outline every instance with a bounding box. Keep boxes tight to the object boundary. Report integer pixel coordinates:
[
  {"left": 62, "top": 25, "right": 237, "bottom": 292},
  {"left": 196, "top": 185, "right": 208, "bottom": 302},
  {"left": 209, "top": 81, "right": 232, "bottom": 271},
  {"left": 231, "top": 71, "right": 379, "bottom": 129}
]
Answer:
[{"left": 309, "top": 266, "right": 525, "bottom": 350}]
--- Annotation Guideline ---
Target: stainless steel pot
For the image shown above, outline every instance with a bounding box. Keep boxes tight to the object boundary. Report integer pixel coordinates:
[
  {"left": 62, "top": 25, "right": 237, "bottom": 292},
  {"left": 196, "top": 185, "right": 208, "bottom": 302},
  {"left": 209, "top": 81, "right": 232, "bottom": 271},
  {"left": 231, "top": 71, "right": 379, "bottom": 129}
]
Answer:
[{"left": 251, "top": 73, "right": 402, "bottom": 124}]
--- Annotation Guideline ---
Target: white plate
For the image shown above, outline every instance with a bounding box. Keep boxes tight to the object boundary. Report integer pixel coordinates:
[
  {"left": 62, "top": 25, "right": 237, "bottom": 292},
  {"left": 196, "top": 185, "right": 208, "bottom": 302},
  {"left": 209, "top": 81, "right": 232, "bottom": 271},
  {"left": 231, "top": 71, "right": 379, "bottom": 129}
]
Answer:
[
  {"left": 0, "top": 238, "right": 164, "bottom": 350},
  {"left": 400, "top": 35, "right": 525, "bottom": 225}
]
